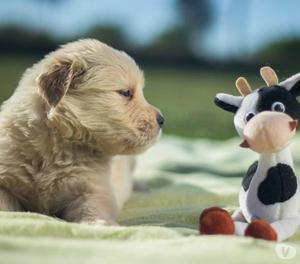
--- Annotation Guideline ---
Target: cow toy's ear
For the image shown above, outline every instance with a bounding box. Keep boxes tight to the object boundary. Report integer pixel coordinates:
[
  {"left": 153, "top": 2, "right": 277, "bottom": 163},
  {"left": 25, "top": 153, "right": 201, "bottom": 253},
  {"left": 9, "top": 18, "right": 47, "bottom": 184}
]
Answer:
[
  {"left": 279, "top": 73, "right": 300, "bottom": 97},
  {"left": 214, "top": 93, "right": 243, "bottom": 113}
]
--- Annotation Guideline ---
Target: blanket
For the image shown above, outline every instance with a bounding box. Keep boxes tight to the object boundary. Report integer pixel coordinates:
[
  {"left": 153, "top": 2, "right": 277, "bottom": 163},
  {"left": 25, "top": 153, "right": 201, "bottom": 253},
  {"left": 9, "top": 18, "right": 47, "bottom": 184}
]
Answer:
[{"left": 0, "top": 135, "right": 300, "bottom": 264}]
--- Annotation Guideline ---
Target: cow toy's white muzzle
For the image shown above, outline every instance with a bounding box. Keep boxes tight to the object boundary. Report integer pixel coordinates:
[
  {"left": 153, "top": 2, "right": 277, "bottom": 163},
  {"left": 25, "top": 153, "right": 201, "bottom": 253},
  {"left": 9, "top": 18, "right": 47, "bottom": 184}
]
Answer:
[{"left": 240, "top": 111, "right": 298, "bottom": 154}]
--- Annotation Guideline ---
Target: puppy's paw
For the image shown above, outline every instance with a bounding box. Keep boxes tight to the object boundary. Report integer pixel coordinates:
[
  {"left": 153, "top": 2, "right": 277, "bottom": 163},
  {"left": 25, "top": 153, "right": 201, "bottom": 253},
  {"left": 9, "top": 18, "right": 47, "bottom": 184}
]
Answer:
[{"left": 81, "top": 219, "right": 119, "bottom": 226}]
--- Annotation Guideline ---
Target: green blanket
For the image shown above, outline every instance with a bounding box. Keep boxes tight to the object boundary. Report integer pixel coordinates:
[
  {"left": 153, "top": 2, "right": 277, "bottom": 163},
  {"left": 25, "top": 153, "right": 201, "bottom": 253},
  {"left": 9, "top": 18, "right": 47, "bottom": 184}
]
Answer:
[{"left": 1, "top": 136, "right": 300, "bottom": 264}]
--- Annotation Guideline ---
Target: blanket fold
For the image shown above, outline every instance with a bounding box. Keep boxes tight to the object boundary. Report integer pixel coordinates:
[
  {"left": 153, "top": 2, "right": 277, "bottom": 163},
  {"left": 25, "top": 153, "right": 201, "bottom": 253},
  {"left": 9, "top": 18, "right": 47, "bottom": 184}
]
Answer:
[{"left": 0, "top": 136, "right": 299, "bottom": 264}]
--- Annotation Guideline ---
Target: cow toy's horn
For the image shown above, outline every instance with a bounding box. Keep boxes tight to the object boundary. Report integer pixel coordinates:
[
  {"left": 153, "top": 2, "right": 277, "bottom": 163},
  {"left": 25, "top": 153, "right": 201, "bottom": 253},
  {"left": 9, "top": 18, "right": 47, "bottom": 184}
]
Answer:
[
  {"left": 235, "top": 77, "right": 252, "bottom": 97},
  {"left": 260, "top": 66, "right": 279, "bottom": 86}
]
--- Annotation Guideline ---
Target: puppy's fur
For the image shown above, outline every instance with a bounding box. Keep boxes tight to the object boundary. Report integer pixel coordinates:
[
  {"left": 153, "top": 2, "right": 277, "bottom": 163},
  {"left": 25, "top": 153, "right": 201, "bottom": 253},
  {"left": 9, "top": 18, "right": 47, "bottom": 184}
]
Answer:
[{"left": 0, "top": 39, "right": 162, "bottom": 225}]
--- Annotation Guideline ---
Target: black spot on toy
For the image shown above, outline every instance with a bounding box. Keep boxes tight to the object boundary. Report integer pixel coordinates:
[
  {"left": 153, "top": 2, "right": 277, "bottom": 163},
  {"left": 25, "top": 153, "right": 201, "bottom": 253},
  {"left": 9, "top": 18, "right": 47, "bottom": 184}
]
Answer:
[
  {"left": 257, "top": 163, "right": 297, "bottom": 205},
  {"left": 242, "top": 160, "right": 258, "bottom": 191}
]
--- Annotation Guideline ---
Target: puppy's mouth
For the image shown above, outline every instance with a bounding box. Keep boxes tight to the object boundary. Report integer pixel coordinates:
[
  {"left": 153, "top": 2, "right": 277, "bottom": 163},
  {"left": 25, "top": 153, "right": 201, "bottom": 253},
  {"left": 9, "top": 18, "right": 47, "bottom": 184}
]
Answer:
[
  {"left": 143, "top": 128, "right": 162, "bottom": 146},
  {"left": 121, "top": 123, "right": 161, "bottom": 155},
  {"left": 136, "top": 120, "right": 161, "bottom": 138}
]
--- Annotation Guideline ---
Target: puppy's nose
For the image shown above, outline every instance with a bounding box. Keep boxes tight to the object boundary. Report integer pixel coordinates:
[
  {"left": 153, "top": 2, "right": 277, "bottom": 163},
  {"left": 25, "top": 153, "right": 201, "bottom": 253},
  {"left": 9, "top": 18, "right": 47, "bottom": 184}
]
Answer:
[{"left": 156, "top": 114, "right": 164, "bottom": 128}]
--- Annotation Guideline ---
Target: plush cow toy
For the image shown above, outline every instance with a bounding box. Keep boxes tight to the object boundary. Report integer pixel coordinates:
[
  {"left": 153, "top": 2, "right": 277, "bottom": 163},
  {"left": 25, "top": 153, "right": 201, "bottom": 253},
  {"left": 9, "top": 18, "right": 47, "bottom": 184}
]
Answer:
[{"left": 200, "top": 67, "right": 300, "bottom": 241}]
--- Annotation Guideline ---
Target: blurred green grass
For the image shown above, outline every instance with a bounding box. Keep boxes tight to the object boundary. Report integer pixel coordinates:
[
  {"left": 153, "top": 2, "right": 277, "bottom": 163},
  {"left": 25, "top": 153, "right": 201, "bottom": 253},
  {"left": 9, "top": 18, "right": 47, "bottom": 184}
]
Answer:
[
  {"left": 144, "top": 67, "right": 263, "bottom": 139},
  {"left": 0, "top": 54, "right": 38, "bottom": 101},
  {"left": 0, "top": 54, "right": 262, "bottom": 139}
]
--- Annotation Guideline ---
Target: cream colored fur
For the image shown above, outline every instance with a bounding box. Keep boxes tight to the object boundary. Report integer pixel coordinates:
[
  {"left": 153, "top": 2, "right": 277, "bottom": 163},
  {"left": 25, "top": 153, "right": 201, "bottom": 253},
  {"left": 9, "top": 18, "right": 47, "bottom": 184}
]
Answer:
[{"left": 0, "top": 39, "right": 162, "bottom": 225}]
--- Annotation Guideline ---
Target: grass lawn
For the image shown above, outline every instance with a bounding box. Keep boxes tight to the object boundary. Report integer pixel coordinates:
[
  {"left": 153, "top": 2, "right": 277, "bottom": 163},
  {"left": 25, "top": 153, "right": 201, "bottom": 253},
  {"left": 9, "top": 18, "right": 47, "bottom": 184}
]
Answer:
[
  {"left": 144, "top": 67, "right": 263, "bottom": 139},
  {"left": 0, "top": 54, "right": 38, "bottom": 102},
  {"left": 0, "top": 53, "right": 264, "bottom": 139}
]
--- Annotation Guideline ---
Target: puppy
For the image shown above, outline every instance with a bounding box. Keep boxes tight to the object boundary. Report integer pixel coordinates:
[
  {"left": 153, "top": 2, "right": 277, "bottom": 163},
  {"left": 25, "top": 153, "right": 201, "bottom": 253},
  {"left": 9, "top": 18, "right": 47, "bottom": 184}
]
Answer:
[{"left": 0, "top": 39, "right": 163, "bottom": 225}]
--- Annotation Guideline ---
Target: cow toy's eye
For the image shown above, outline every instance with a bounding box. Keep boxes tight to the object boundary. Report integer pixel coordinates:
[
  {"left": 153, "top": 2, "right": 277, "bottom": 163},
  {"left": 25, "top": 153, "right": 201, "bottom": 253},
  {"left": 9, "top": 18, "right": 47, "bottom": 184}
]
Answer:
[
  {"left": 245, "top": 112, "right": 255, "bottom": 123},
  {"left": 271, "top": 101, "right": 285, "bottom": 112}
]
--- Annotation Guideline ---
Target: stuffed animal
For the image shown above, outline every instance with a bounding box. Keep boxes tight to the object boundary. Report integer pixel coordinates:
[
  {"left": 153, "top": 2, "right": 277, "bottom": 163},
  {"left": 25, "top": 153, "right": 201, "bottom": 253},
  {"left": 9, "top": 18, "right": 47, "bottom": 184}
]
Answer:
[{"left": 199, "top": 67, "right": 300, "bottom": 241}]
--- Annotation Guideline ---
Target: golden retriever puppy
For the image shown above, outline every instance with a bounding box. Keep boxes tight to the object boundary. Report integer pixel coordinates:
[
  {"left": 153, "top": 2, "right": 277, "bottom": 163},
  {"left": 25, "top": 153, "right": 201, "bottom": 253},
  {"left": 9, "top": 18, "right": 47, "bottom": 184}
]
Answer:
[{"left": 0, "top": 39, "right": 163, "bottom": 225}]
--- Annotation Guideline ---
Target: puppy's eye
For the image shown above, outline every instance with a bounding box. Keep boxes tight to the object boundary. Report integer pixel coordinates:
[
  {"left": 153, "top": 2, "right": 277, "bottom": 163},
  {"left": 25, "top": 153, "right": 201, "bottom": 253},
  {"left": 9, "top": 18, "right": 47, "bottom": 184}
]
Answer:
[
  {"left": 118, "top": 90, "right": 133, "bottom": 99},
  {"left": 271, "top": 101, "right": 285, "bottom": 112},
  {"left": 245, "top": 112, "right": 255, "bottom": 123}
]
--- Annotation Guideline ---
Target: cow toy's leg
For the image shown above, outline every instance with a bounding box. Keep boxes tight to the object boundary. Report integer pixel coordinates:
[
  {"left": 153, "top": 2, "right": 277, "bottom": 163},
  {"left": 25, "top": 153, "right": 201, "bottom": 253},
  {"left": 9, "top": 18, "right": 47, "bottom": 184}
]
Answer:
[
  {"left": 271, "top": 213, "right": 300, "bottom": 242},
  {"left": 232, "top": 208, "right": 249, "bottom": 236},
  {"left": 199, "top": 207, "right": 235, "bottom": 235},
  {"left": 233, "top": 208, "right": 278, "bottom": 241}
]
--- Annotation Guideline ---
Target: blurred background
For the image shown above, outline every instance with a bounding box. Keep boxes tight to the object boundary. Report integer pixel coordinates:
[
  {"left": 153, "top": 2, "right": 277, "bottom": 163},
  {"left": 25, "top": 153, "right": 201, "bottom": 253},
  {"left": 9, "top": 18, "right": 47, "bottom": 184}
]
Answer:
[{"left": 1, "top": 0, "right": 300, "bottom": 139}]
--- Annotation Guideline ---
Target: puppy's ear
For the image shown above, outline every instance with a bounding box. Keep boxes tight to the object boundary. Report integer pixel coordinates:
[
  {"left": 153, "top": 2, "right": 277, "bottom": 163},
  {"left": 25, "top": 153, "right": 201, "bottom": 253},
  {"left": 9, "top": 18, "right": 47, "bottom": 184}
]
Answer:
[
  {"left": 279, "top": 73, "right": 300, "bottom": 97},
  {"left": 214, "top": 93, "right": 243, "bottom": 113},
  {"left": 36, "top": 59, "right": 86, "bottom": 107}
]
